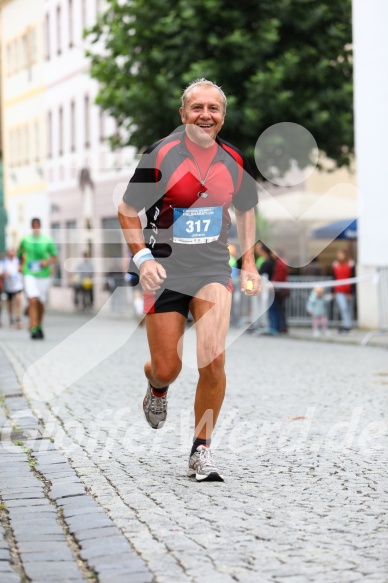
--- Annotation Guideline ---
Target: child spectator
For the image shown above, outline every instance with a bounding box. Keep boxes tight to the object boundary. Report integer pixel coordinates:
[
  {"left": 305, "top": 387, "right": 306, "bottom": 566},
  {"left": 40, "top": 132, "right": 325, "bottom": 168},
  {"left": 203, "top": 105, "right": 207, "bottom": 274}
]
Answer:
[{"left": 306, "top": 286, "right": 332, "bottom": 337}]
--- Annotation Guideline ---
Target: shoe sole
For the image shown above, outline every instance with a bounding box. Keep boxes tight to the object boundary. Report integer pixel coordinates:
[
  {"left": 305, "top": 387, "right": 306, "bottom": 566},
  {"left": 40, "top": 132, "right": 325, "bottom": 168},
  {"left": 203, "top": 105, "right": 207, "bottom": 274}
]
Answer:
[
  {"left": 145, "top": 418, "right": 166, "bottom": 430},
  {"left": 187, "top": 469, "right": 224, "bottom": 482}
]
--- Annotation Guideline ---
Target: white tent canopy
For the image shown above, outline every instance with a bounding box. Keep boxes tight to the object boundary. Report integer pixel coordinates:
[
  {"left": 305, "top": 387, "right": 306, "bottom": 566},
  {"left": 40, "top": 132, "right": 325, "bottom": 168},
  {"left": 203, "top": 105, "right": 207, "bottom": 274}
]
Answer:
[
  {"left": 258, "top": 185, "right": 358, "bottom": 223},
  {"left": 257, "top": 184, "right": 358, "bottom": 267}
]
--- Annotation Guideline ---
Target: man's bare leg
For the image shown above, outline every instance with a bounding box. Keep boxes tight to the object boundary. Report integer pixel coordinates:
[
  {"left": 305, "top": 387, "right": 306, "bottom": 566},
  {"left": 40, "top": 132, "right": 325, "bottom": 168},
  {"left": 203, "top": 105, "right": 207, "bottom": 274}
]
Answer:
[
  {"left": 186, "top": 283, "right": 231, "bottom": 481},
  {"left": 15, "top": 293, "right": 23, "bottom": 328},
  {"left": 29, "top": 297, "right": 39, "bottom": 329},
  {"left": 37, "top": 301, "right": 44, "bottom": 327},
  {"left": 144, "top": 311, "right": 187, "bottom": 388},
  {"left": 189, "top": 283, "right": 231, "bottom": 440},
  {"left": 142, "top": 311, "right": 187, "bottom": 430}
]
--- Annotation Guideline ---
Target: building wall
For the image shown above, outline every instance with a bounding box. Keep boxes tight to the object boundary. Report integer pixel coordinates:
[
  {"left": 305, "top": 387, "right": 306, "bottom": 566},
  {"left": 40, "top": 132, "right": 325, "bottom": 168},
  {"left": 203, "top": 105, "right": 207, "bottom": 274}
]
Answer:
[{"left": 353, "top": 0, "right": 388, "bottom": 329}]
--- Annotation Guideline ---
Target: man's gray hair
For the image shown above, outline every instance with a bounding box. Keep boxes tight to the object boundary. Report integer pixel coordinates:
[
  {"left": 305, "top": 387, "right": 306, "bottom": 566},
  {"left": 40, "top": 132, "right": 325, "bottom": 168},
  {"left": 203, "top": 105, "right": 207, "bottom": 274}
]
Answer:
[{"left": 181, "top": 78, "right": 227, "bottom": 114}]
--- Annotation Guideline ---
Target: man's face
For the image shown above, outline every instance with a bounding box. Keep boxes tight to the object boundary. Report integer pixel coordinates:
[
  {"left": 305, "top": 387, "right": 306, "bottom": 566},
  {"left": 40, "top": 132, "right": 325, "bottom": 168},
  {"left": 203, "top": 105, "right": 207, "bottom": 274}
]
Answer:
[
  {"left": 180, "top": 86, "right": 225, "bottom": 146},
  {"left": 337, "top": 250, "right": 346, "bottom": 262},
  {"left": 255, "top": 243, "right": 263, "bottom": 256},
  {"left": 32, "top": 220, "right": 41, "bottom": 235}
]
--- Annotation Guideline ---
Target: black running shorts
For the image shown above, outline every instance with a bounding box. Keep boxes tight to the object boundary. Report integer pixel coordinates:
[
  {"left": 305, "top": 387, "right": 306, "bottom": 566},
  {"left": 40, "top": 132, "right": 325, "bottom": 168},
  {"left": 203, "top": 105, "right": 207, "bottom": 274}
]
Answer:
[{"left": 143, "top": 275, "right": 233, "bottom": 318}]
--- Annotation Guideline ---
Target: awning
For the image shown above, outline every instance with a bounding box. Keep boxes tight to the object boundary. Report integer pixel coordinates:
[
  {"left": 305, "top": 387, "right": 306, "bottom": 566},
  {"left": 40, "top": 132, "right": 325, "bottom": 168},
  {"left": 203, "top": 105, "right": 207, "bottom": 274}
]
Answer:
[{"left": 311, "top": 219, "right": 357, "bottom": 240}]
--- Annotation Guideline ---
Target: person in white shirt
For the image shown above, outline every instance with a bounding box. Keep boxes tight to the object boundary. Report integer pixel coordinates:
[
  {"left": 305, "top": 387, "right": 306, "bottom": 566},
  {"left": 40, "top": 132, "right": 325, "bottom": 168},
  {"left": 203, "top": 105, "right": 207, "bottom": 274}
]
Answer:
[{"left": 0, "top": 248, "right": 24, "bottom": 328}]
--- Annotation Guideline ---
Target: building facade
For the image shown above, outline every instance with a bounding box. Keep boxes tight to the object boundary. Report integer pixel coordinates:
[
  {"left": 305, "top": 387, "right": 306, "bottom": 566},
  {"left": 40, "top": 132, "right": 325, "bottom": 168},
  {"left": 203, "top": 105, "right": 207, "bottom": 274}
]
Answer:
[
  {"left": 0, "top": 0, "right": 48, "bottom": 247},
  {"left": 0, "top": 0, "right": 137, "bottom": 309},
  {"left": 43, "top": 0, "right": 136, "bottom": 307}
]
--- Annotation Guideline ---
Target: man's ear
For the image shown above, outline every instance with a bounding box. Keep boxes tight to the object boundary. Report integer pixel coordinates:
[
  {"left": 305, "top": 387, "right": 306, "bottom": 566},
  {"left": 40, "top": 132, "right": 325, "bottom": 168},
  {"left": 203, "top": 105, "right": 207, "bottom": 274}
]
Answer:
[{"left": 179, "top": 106, "right": 186, "bottom": 123}]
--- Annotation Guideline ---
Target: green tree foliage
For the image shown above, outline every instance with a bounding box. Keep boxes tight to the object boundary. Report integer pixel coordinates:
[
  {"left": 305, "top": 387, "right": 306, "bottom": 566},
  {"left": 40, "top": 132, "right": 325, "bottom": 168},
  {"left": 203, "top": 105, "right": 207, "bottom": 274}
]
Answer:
[{"left": 87, "top": 0, "right": 353, "bottom": 177}]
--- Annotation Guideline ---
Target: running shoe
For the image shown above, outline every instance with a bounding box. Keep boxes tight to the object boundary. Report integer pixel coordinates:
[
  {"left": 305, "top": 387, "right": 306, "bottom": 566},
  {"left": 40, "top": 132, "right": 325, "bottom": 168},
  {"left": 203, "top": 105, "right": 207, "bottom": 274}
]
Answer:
[
  {"left": 187, "top": 445, "right": 224, "bottom": 482},
  {"left": 30, "top": 326, "right": 44, "bottom": 340},
  {"left": 143, "top": 382, "right": 168, "bottom": 429}
]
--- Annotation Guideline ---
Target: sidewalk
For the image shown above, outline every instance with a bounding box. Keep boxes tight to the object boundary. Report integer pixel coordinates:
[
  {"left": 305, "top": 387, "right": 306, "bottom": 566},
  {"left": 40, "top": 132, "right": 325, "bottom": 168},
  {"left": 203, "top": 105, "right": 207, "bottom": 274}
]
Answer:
[
  {"left": 287, "top": 326, "right": 388, "bottom": 349},
  {"left": 0, "top": 348, "right": 152, "bottom": 583},
  {"left": 1, "top": 311, "right": 388, "bottom": 582}
]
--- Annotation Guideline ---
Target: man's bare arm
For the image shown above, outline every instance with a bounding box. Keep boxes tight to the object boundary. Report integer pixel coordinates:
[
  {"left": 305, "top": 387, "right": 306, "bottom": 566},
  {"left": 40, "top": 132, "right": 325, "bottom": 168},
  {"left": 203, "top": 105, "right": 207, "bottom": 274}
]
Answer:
[
  {"left": 235, "top": 208, "right": 262, "bottom": 296},
  {"left": 118, "top": 201, "right": 148, "bottom": 256},
  {"left": 118, "top": 201, "right": 166, "bottom": 292}
]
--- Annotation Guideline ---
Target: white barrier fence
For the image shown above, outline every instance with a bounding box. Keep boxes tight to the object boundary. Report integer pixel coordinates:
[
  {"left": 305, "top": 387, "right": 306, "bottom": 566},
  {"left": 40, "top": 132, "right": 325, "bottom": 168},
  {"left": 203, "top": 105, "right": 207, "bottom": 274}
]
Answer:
[{"left": 234, "top": 274, "right": 371, "bottom": 329}]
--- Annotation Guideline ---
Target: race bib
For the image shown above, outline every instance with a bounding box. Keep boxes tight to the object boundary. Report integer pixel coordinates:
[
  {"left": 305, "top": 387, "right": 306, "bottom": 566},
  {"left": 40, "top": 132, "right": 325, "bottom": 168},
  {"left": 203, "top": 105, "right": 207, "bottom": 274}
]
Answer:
[
  {"left": 173, "top": 207, "right": 222, "bottom": 244},
  {"left": 28, "top": 260, "right": 42, "bottom": 273}
]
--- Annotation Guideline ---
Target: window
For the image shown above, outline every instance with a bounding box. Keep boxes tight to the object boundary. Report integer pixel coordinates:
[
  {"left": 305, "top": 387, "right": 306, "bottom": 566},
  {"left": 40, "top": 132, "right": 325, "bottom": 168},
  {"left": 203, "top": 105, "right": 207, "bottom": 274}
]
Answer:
[
  {"left": 68, "top": 0, "right": 73, "bottom": 47},
  {"left": 81, "top": 0, "right": 87, "bottom": 32},
  {"left": 34, "top": 120, "right": 40, "bottom": 162},
  {"left": 29, "top": 27, "right": 37, "bottom": 64},
  {"left": 47, "top": 111, "right": 52, "bottom": 158},
  {"left": 26, "top": 29, "right": 34, "bottom": 81},
  {"left": 45, "top": 13, "right": 50, "bottom": 60},
  {"left": 84, "top": 95, "right": 90, "bottom": 148},
  {"left": 102, "top": 217, "right": 124, "bottom": 265},
  {"left": 16, "top": 129, "right": 21, "bottom": 166},
  {"left": 6, "top": 44, "right": 12, "bottom": 76},
  {"left": 9, "top": 131, "right": 14, "bottom": 167},
  {"left": 51, "top": 223, "right": 62, "bottom": 285},
  {"left": 59, "top": 107, "right": 63, "bottom": 156},
  {"left": 70, "top": 100, "right": 76, "bottom": 152},
  {"left": 56, "top": 5, "right": 61, "bottom": 55},
  {"left": 10, "top": 130, "right": 17, "bottom": 166},
  {"left": 65, "top": 220, "right": 78, "bottom": 282},
  {"left": 25, "top": 126, "right": 30, "bottom": 165},
  {"left": 99, "top": 108, "right": 105, "bottom": 143},
  {"left": 22, "top": 34, "right": 28, "bottom": 69},
  {"left": 15, "top": 38, "right": 20, "bottom": 71}
]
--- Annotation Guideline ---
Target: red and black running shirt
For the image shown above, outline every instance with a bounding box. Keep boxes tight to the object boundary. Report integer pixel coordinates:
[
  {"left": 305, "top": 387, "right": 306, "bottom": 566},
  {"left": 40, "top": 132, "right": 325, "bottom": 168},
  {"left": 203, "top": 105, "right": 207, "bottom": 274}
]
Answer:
[{"left": 123, "top": 131, "right": 258, "bottom": 277}]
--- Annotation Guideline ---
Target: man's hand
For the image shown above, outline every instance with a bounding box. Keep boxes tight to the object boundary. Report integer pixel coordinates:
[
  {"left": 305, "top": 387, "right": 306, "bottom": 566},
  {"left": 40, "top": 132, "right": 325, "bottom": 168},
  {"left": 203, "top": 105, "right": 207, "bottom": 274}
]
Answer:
[
  {"left": 140, "top": 260, "right": 167, "bottom": 293},
  {"left": 240, "top": 264, "right": 262, "bottom": 296},
  {"left": 40, "top": 258, "right": 57, "bottom": 267}
]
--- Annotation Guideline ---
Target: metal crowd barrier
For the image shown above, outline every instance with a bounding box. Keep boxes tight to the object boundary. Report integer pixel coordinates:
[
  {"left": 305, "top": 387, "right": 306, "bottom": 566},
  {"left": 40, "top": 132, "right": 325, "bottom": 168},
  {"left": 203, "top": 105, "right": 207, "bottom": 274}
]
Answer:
[
  {"left": 361, "top": 266, "right": 388, "bottom": 345},
  {"left": 233, "top": 275, "right": 357, "bottom": 329}
]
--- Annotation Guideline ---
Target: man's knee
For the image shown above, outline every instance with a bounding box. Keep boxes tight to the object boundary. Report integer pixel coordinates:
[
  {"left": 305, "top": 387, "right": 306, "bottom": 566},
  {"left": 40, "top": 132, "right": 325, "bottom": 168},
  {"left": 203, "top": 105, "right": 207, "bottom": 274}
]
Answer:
[
  {"left": 152, "top": 360, "right": 182, "bottom": 386},
  {"left": 198, "top": 351, "right": 225, "bottom": 376}
]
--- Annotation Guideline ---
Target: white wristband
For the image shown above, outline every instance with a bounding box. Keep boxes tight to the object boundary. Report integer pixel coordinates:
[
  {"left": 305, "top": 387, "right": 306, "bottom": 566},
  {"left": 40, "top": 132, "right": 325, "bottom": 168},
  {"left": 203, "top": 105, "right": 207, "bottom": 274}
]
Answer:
[{"left": 133, "top": 248, "right": 154, "bottom": 270}]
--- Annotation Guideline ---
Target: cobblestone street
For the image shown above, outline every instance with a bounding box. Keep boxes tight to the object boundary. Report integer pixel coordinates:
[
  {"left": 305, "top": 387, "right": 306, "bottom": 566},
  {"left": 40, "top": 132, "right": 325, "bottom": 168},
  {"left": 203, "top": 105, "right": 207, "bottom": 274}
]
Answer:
[{"left": 1, "top": 310, "right": 388, "bottom": 582}]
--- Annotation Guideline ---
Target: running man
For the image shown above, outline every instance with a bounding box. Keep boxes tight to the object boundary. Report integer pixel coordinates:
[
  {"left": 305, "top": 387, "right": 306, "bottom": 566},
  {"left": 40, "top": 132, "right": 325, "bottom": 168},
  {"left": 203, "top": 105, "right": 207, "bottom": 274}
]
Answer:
[
  {"left": 118, "top": 79, "right": 261, "bottom": 481},
  {"left": 18, "top": 218, "right": 57, "bottom": 339}
]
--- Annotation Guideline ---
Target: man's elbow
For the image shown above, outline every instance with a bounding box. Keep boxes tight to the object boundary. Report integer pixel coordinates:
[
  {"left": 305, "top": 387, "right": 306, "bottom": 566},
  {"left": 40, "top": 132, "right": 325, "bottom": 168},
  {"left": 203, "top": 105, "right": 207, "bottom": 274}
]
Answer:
[{"left": 118, "top": 201, "right": 138, "bottom": 220}]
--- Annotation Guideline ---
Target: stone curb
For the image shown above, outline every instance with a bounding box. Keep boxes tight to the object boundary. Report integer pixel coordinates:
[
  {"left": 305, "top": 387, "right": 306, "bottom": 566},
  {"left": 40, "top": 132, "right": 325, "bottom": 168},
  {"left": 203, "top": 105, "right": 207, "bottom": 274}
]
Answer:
[{"left": 0, "top": 349, "right": 154, "bottom": 583}]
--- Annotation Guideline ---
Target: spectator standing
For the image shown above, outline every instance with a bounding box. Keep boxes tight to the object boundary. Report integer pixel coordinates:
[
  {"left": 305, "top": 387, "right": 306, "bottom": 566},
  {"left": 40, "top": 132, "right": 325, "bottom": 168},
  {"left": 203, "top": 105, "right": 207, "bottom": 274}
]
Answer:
[
  {"left": 332, "top": 249, "right": 355, "bottom": 333},
  {"left": 229, "top": 243, "right": 241, "bottom": 326},
  {"left": 0, "top": 249, "right": 24, "bottom": 328},
  {"left": 18, "top": 218, "right": 57, "bottom": 339},
  {"left": 257, "top": 243, "right": 280, "bottom": 333},
  {"left": 271, "top": 249, "right": 289, "bottom": 333},
  {"left": 74, "top": 251, "right": 94, "bottom": 310},
  {"left": 306, "top": 286, "right": 332, "bottom": 337}
]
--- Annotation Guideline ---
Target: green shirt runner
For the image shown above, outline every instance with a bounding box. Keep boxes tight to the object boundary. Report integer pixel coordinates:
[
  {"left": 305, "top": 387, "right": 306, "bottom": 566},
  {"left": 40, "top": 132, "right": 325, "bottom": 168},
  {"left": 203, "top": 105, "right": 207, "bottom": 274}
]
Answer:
[{"left": 18, "top": 234, "right": 57, "bottom": 278}]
